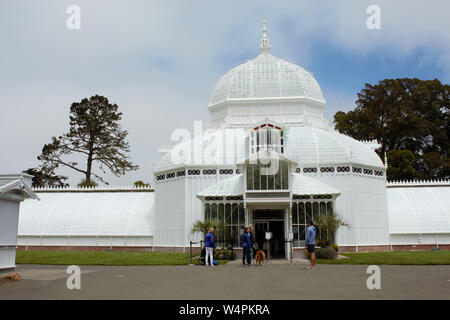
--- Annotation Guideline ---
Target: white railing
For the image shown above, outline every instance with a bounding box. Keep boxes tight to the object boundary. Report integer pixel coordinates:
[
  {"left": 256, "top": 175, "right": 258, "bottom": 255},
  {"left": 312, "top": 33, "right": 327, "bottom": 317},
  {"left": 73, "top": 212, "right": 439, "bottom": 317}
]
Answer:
[
  {"left": 32, "top": 185, "right": 153, "bottom": 192},
  {"left": 387, "top": 179, "right": 450, "bottom": 187}
]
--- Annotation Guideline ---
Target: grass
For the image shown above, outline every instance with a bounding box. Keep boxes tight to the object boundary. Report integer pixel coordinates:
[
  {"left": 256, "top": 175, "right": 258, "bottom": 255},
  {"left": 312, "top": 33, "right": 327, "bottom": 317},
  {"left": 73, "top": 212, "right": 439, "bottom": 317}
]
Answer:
[
  {"left": 317, "top": 250, "right": 450, "bottom": 265},
  {"left": 16, "top": 250, "right": 228, "bottom": 266}
]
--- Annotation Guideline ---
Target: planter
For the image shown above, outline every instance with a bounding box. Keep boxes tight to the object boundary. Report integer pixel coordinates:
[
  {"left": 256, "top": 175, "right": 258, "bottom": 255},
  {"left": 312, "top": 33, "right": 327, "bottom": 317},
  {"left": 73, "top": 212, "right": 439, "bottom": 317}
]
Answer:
[{"left": 327, "top": 246, "right": 338, "bottom": 259}]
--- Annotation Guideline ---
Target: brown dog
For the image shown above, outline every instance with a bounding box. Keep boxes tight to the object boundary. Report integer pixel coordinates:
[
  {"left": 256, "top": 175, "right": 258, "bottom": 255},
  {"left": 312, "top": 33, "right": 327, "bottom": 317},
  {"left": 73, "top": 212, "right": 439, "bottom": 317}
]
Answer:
[{"left": 255, "top": 250, "right": 266, "bottom": 266}]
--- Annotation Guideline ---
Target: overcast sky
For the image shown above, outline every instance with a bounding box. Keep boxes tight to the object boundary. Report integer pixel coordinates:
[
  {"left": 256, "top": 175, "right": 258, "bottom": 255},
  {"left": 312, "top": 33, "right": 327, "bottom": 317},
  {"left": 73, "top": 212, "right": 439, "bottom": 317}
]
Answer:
[{"left": 1, "top": 0, "right": 449, "bottom": 187}]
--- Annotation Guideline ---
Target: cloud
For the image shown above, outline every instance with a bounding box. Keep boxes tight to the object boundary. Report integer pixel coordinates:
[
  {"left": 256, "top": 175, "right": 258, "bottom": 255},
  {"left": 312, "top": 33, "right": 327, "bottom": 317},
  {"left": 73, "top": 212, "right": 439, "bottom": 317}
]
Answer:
[{"left": 0, "top": 0, "right": 448, "bottom": 186}]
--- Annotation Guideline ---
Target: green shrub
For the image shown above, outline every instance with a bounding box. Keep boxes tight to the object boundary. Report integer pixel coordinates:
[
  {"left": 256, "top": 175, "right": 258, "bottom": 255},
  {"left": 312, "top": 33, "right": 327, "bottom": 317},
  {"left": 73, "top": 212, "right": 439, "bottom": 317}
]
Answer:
[
  {"left": 316, "top": 239, "right": 329, "bottom": 248},
  {"left": 331, "top": 243, "right": 339, "bottom": 252},
  {"left": 214, "top": 249, "right": 236, "bottom": 260},
  {"left": 315, "top": 248, "right": 331, "bottom": 259}
]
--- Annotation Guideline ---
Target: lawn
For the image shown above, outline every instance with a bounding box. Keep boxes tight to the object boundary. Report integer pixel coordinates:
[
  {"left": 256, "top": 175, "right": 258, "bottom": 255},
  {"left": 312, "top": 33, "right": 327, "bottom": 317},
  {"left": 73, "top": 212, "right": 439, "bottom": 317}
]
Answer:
[
  {"left": 16, "top": 250, "right": 228, "bottom": 266},
  {"left": 317, "top": 250, "right": 450, "bottom": 265}
]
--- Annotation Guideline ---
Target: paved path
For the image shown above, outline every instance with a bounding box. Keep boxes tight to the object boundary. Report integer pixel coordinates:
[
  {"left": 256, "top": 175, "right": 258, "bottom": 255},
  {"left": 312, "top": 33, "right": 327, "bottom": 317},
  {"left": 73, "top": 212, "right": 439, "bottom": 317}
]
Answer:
[{"left": 0, "top": 263, "right": 449, "bottom": 299}]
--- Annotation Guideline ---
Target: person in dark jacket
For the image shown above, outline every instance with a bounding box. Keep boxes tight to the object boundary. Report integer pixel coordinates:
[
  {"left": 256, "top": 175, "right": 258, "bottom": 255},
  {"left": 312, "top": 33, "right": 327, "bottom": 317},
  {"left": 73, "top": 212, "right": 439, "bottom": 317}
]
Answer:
[
  {"left": 241, "top": 227, "right": 252, "bottom": 267},
  {"left": 248, "top": 224, "right": 256, "bottom": 260},
  {"left": 205, "top": 227, "right": 216, "bottom": 267}
]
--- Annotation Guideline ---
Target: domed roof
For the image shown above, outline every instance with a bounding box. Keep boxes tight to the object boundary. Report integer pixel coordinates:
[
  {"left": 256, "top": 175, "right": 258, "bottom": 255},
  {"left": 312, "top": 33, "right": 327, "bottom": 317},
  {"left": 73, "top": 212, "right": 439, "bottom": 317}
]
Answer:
[
  {"left": 155, "top": 127, "right": 384, "bottom": 173},
  {"left": 209, "top": 22, "right": 325, "bottom": 106}
]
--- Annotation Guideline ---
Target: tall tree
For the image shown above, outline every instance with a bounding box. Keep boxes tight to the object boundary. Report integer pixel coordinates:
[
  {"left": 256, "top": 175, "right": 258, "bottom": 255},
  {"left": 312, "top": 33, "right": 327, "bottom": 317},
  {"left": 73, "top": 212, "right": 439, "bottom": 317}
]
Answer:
[
  {"left": 24, "top": 168, "right": 69, "bottom": 188},
  {"left": 38, "top": 95, "right": 139, "bottom": 184},
  {"left": 334, "top": 78, "right": 449, "bottom": 180}
]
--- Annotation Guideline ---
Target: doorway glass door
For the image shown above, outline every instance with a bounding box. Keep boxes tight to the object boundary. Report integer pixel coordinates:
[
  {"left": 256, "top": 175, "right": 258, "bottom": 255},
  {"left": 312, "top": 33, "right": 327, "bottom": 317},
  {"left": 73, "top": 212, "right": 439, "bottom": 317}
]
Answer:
[{"left": 253, "top": 210, "right": 285, "bottom": 259}]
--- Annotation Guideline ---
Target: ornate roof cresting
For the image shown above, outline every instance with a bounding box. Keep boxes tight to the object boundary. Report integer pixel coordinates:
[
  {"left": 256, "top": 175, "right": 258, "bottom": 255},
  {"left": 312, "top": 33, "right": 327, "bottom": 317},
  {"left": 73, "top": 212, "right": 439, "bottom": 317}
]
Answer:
[{"left": 259, "top": 20, "right": 271, "bottom": 54}]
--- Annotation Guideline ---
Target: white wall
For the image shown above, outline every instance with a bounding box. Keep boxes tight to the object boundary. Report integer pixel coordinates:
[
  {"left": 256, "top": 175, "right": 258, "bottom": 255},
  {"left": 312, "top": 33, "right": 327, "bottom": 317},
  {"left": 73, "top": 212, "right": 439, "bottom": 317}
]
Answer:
[
  {"left": 318, "top": 172, "right": 390, "bottom": 247},
  {"left": 154, "top": 172, "right": 238, "bottom": 247},
  {"left": 18, "top": 191, "right": 154, "bottom": 248},
  {"left": 154, "top": 178, "right": 187, "bottom": 247},
  {"left": 390, "top": 234, "right": 450, "bottom": 245},
  {"left": 17, "top": 236, "right": 153, "bottom": 247}
]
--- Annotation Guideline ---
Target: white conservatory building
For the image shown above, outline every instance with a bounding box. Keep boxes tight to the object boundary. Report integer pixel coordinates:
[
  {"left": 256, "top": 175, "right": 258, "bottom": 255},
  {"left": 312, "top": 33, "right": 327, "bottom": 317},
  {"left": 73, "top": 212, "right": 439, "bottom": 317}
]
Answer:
[{"left": 17, "top": 23, "right": 450, "bottom": 257}]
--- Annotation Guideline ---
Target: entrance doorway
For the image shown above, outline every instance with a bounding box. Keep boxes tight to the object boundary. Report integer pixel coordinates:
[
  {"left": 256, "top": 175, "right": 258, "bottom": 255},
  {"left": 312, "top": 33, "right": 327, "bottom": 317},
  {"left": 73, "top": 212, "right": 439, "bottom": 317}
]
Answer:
[{"left": 253, "top": 210, "right": 285, "bottom": 259}]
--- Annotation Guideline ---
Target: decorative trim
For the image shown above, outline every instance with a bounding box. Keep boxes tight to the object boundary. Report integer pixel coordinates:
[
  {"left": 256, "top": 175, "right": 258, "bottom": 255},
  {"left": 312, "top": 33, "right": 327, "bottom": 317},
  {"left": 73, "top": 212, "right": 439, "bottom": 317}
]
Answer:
[{"left": 387, "top": 179, "right": 450, "bottom": 187}]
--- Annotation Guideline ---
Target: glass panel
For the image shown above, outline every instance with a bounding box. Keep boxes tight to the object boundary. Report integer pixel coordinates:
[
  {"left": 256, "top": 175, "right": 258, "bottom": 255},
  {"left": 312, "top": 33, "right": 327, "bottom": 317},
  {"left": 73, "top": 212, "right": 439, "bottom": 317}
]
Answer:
[
  {"left": 218, "top": 203, "right": 224, "bottom": 223},
  {"left": 204, "top": 204, "right": 210, "bottom": 221},
  {"left": 292, "top": 203, "right": 298, "bottom": 224},
  {"left": 232, "top": 203, "right": 238, "bottom": 225},
  {"left": 299, "top": 225, "right": 306, "bottom": 240},
  {"left": 313, "top": 202, "right": 319, "bottom": 217},
  {"left": 320, "top": 202, "right": 326, "bottom": 216},
  {"left": 211, "top": 204, "right": 217, "bottom": 221},
  {"left": 327, "top": 202, "right": 333, "bottom": 214},
  {"left": 274, "top": 162, "right": 281, "bottom": 189},
  {"left": 239, "top": 203, "right": 245, "bottom": 225},
  {"left": 216, "top": 229, "right": 223, "bottom": 248},
  {"left": 246, "top": 164, "right": 254, "bottom": 190},
  {"left": 254, "top": 164, "right": 260, "bottom": 190},
  {"left": 268, "top": 173, "right": 274, "bottom": 190},
  {"left": 293, "top": 225, "right": 299, "bottom": 247},
  {"left": 239, "top": 227, "right": 244, "bottom": 245},
  {"left": 281, "top": 161, "right": 289, "bottom": 189},
  {"left": 260, "top": 166, "right": 267, "bottom": 190},
  {"left": 305, "top": 202, "right": 312, "bottom": 223},
  {"left": 313, "top": 202, "right": 319, "bottom": 224},
  {"left": 299, "top": 202, "right": 305, "bottom": 224},
  {"left": 299, "top": 225, "right": 306, "bottom": 247},
  {"left": 225, "top": 204, "right": 231, "bottom": 225},
  {"left": 232, "top": 226, "right": 239, "bottom": 247},
  {"left": 224, "top": 226, "right": 232, "bottom": 246},
  {"left": 246, "top": 165, "right": 252, "bottom": 190}
]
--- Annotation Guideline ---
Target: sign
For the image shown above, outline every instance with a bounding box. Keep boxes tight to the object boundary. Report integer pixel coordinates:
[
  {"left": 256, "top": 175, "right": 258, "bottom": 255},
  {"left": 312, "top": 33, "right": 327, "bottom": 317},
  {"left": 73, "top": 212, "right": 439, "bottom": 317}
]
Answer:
[
  {"left": 265, "top": 232, "right": 272, "bottom": 240},
  {"left": 288, "top": 232, "right": 294, "bottom": 240}
]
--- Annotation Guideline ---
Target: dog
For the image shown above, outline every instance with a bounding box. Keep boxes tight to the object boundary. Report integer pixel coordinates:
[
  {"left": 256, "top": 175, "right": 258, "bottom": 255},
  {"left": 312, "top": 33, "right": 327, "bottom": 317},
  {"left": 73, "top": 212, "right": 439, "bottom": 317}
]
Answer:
[{"left": 255, "top": 250, "right": 266, "bottom": 266}]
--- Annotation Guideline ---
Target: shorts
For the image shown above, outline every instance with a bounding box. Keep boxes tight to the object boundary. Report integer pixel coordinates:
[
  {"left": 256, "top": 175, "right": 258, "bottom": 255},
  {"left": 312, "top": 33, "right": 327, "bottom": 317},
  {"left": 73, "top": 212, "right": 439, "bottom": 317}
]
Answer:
[{"left": 307, "top": 244, "right": 315, "bottom": 253}]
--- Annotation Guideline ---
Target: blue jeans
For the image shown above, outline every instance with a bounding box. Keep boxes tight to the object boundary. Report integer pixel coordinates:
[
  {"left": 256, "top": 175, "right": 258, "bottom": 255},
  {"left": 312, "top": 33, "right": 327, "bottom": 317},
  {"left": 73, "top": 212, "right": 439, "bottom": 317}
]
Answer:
[{"left": 242, "top": 246, "right": 251, "bottom": 265}]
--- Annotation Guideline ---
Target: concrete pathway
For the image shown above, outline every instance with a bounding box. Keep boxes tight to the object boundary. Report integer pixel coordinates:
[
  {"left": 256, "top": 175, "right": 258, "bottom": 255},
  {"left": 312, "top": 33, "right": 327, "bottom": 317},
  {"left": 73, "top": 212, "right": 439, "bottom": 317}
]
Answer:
[{"left": 0, "top": 264, "right": 449, "bottom": 300}]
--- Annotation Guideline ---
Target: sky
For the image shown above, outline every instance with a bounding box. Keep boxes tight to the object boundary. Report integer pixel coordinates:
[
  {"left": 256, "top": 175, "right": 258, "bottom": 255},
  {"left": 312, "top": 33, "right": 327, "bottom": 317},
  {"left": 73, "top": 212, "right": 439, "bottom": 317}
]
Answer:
[{"left": 0, "top": 0, "right": 449, "bottom": 187}]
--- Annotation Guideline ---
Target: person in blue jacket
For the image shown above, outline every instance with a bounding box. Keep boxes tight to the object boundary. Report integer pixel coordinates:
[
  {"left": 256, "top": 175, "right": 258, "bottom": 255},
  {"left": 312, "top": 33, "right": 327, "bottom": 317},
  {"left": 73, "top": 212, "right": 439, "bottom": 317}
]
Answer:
[
  {"left": 205, "top": 227, "right": 216, "bottom": 267},
  {"left": 241, "top": 227, "right": 252, "bottom": 267}
]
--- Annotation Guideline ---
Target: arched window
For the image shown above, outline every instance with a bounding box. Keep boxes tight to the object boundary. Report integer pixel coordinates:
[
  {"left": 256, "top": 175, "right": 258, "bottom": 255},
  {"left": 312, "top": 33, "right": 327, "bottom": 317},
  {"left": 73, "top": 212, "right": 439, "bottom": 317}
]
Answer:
[
  {"left": 204, "top": 203, "right": 210, "bottom": 221},
  {"left": 250, "top": 123, "right": 284, "bottom": 155}
]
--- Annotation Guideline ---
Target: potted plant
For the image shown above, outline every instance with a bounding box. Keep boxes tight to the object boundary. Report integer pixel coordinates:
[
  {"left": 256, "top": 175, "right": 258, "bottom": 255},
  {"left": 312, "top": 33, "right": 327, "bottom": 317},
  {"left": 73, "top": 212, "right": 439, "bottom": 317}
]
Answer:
[
  {"left": 191, "top": 219, "right": 224, "bottom": 246},
  {"left": 315, "top": 211, "right": 349, "bottom": 259}
]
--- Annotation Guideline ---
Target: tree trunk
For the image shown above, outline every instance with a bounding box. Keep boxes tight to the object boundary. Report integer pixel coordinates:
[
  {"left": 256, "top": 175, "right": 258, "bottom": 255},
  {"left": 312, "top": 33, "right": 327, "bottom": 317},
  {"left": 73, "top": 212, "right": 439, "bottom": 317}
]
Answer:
[{"left": 85, "top": 139, "right": 95, "bottom": 182}]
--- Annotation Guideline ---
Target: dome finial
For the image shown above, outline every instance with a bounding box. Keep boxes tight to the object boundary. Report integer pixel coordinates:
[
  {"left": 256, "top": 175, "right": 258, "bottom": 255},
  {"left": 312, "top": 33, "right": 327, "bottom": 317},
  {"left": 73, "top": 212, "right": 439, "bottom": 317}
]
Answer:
[{"left": 259, "top": 20, "right": 271, "bottom": 54}]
